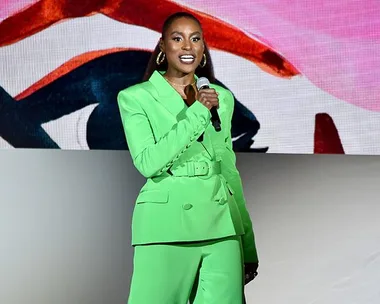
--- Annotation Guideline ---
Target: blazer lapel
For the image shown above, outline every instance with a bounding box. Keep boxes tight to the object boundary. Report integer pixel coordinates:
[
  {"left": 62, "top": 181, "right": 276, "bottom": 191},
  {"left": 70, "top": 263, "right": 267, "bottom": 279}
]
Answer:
[
  {"left": 148, "top": 70, "right": 215, "bottom": 158},
  {"left": 148, "top": 70, "right": 186, "bottom": 120}
]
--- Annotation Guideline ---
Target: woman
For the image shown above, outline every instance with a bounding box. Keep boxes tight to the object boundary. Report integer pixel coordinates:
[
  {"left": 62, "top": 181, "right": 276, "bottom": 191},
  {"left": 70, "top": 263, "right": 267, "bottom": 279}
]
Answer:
[{"left": 117, "top": 12, "right": 258, "bottom": 304}]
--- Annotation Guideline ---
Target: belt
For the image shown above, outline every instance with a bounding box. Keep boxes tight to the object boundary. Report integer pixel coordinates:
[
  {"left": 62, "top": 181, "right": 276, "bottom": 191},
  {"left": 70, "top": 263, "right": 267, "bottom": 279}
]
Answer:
[{"left": 170, "top": 160, "right": 221, "bottom": 177}]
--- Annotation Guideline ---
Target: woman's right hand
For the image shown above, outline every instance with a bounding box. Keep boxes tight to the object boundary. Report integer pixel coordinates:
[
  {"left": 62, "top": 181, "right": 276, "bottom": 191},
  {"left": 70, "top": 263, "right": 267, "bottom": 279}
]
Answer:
[{"left": 196, "top": 88, "right": 219, "bottom": 110}]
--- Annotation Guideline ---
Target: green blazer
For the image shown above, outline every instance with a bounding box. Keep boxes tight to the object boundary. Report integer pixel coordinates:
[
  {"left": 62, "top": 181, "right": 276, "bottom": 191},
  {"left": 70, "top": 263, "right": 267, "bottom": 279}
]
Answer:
[{"left": 117, "top": 70, "right": 258, "bottom": 263}]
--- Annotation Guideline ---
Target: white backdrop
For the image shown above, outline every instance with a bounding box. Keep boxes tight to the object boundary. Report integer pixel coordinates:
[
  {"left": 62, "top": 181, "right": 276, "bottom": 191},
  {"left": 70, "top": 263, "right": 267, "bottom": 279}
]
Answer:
[{"left": 1, "top": 151, "right": 379, "bottom": 303}]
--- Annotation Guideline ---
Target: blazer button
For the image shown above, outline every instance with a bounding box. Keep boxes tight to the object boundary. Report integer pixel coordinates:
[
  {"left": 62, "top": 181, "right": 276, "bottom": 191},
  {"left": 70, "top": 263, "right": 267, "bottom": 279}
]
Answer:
[
  {"left": 218, "top": 199, "right": 227, "bottom": 205},
  {"left": 183, "top": 203, "right": 193, "bottom": 210}
]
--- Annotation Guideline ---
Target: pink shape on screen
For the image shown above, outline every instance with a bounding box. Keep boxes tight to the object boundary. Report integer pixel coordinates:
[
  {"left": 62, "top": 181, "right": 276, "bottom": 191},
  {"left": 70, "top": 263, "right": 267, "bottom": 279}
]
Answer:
[
  {"left": 0, "top": 0, "right": 38, "bottom": 21},
  {"left": 178, "top": 0, "right": 380, "bottom": 111}
]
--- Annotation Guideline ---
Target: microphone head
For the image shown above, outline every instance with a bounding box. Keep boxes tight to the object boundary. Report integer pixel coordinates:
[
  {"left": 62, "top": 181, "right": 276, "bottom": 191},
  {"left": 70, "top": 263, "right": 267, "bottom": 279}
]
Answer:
[{"left": 196, "top": 77, "right": 210, "bottom": 90}]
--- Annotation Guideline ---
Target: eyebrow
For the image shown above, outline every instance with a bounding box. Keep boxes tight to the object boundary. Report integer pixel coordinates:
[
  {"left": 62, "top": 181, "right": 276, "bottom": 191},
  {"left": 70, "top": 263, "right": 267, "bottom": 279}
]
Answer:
[{"left": 170, "top": 31, "right": 202, "bottom": 36}]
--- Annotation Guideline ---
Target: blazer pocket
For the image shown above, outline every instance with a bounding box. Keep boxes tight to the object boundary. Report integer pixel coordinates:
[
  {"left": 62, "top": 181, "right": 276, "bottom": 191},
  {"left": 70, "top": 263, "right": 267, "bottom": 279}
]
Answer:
[{"left": 136, "top": 189, "right": 168, "bottom": 204}]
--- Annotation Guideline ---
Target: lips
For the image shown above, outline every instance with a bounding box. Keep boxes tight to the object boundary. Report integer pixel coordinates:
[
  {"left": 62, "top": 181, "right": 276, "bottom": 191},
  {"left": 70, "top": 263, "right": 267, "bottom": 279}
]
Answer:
[{"left": 179, "top": 54, "right": 195, "bottom": 64}]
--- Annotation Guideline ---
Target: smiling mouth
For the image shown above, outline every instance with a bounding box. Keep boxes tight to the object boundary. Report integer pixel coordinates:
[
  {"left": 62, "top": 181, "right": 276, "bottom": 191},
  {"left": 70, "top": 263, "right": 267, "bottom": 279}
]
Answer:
[{"left": 179, "top": 55, "right": 195, "bottom": 64}]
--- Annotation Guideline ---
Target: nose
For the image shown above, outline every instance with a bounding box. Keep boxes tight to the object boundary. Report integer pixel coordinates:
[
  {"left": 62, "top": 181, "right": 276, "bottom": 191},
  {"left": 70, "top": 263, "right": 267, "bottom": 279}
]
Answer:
[{"left": 182, "top": 39, "right": 191, "bottom": 50}]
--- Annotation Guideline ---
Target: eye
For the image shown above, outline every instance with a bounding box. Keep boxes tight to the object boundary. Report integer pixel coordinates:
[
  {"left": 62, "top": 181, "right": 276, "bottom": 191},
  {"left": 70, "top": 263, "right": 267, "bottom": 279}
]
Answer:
[
  {"left": 41, "top": 104, "right": 98, "bottom": 149},
  {"left": 192, "top": 37, "right": 201, "bottom": 42},
  {"left": 172, "top": 37, "right": 182, "bottom": 42}
]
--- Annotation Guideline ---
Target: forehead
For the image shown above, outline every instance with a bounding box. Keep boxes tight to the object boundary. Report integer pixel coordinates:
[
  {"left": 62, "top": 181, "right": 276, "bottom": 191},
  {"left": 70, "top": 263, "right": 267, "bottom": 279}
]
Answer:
[{"left": 166, "top": 17, "right": 202, "bottom": 34}]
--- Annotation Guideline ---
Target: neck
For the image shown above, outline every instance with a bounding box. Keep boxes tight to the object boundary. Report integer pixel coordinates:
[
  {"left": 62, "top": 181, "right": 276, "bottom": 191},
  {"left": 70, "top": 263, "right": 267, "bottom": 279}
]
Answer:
[{"left": 164, "top": 69, "right": 195, "bottom": 86}]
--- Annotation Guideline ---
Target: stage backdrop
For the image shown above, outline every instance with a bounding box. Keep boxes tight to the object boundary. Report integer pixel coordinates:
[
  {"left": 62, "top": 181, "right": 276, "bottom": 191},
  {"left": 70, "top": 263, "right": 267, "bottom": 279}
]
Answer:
[{"left": 1, "top": 1, "right": 380, "bottom": 154}]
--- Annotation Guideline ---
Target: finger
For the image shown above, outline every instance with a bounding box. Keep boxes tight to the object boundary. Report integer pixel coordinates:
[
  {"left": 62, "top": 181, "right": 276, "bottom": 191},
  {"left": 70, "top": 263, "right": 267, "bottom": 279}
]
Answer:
[
  {"left": 200, "top": 93, "right": 219, "bottom": 101},
  {"left": 203, "top": 101, "right": 218, "bottom": 109},
  {"left": 204, "top": 102, "right": 213, "bottom": 110},
  {"left": 200, "top": 90, "right": 217, "bottom": 95},
  {"left": 198, "top": 91, "right": 217, "bottom": 98},
  {"left": 199, "top": 88, "right": 216, "bottom": 94},
  {"left": 204, "top": 97, "right": 218, "bottom": 104},
  {"left": 207, "top": 96, "right": 219, "bottom": 101},
  {"left": 203, "top": 94, "right": 219, "bottom": 100},
  {"left": 198, "top": 93, "right": 216, "bottom": 101},
  {"left": 206, "top": 99, "right": 219, "bottom": 106},
  {"left": 199, "top": 96, "right": 218, "bottom": 104}
]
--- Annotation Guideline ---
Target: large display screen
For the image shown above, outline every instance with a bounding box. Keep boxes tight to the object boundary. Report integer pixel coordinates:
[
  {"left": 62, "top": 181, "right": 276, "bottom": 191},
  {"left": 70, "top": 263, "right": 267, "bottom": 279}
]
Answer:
[{"left": 1, "top": 1, "right": 379, "bottom": 154}]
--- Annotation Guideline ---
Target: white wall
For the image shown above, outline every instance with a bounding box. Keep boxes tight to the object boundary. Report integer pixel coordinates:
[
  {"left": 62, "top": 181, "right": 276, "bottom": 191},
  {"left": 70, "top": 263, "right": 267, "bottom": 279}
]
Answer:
[{"left": 0, "top": 150, "right": 379, "bottom": 303}]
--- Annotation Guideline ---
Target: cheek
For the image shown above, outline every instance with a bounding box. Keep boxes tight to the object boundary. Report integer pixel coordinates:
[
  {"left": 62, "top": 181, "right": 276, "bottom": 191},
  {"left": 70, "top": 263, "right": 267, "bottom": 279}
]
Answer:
[
  {"left": 197, "top": 44, "right": 205, "bottom": 55},
  {"left": 165, "top": 42, "right": 178, "bottom": 53},
  {"left": 165, "top": 44, "right": 179, "bottom": 61},
  {"left": 196, "top": 46, "right": 205, "bottom": 60}
]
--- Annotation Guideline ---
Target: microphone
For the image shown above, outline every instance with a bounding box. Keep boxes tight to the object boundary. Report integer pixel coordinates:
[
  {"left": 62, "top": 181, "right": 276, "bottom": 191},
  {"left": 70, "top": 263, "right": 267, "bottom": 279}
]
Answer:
[{"left": 196, "top": 77, "right": 222, "bottom": 132}]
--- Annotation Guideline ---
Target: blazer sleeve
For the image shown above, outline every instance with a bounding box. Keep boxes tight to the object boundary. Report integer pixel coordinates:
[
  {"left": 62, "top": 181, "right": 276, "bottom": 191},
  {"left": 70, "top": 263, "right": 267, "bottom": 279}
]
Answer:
[
  {"left": 117, "top": 87, "right": 211, "bottom": 178},
  {"left": 220, "top": 90, "right": 259, "bottom": 263}
]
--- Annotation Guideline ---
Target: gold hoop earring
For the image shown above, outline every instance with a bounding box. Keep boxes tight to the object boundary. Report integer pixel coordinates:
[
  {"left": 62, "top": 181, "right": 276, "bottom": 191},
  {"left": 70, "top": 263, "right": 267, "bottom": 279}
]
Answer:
[
  {"left": 156, "top": 51, "right": 165, "bottom": 65},
  {"left": 199, "top": 54, "right": 207, "bottom": 68}
]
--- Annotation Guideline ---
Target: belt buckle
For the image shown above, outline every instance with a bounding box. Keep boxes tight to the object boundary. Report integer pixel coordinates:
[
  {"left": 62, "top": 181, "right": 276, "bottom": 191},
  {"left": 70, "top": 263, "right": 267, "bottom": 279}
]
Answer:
[
  {"left": 187, "top": 161, "right": 195, "bottom": 177},
  {"left": 189, "top": 161, "right": 209, "bottom": 177},
  {"left": 191, "top": 161, "right": 210, "bottom": 177},
  {"left": 199, "top": 161, "right": 210, "bottom": 176}
]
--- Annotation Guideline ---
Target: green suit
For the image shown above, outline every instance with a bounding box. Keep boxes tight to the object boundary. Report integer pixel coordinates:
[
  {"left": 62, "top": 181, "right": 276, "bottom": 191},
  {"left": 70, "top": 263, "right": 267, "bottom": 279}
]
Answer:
[{"left": 118, "top": 70, "right": 258, "bottom": 303}]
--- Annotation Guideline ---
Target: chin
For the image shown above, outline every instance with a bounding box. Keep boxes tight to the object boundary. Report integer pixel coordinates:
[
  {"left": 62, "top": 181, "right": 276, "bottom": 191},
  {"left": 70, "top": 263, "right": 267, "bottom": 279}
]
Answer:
[{"left": 176, "top": 64, "right": 199, "bottom": 75}]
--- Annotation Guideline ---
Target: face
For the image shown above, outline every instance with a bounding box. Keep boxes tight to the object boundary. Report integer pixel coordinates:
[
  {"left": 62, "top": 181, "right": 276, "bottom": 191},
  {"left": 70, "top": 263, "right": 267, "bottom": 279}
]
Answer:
[{"left": 160, "top": 17, "right": 205, "bottom": 77}]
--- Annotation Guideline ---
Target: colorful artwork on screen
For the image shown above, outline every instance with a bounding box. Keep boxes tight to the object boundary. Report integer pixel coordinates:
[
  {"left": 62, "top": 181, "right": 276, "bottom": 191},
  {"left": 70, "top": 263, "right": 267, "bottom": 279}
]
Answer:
[{"left": 1, "top": 0, "right": 379, "bottom": 154}]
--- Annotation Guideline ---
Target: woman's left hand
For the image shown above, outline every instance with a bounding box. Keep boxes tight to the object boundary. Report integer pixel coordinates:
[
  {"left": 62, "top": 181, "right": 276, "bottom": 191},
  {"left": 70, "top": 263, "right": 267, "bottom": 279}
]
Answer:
[{"left": 244, "top": 262, "right": 258, "bottom": 285}]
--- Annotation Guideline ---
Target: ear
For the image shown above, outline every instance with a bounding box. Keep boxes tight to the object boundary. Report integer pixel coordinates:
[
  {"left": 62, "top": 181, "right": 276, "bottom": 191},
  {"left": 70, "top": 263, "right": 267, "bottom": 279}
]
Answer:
[{"left": 159, "top": 38, "right": 165, "bottom": 52}]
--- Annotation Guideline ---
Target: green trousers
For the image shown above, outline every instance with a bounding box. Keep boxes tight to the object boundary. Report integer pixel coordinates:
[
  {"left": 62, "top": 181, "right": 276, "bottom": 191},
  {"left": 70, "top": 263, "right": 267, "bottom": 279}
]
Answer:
[{"left": 128, "top": 235, "right": 244, "bottom": 304}]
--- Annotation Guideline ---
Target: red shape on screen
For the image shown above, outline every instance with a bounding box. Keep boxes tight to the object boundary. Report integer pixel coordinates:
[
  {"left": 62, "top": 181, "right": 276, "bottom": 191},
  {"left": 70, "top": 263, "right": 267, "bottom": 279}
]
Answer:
[
  {"left": 0, "top": 0, "right": 300, "bottom": 78},
  {"left": 314, "top": 113, "right": 345, "bottom": 154}
]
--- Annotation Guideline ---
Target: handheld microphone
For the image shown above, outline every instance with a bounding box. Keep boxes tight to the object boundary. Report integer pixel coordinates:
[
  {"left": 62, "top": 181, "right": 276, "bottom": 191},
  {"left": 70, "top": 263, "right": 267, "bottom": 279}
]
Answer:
[{"left": 196, "top": 77, "right": 221, "bottom": 132}]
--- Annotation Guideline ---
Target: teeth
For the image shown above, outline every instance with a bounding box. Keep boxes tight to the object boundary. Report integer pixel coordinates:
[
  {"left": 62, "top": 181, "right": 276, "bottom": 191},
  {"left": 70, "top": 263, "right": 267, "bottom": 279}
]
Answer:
[
  {"left": 180, "top": 55, "right": 195, "bottom": 63},
  {"left": 180, "top": 55, "right": 194, "bottom": 59}
]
